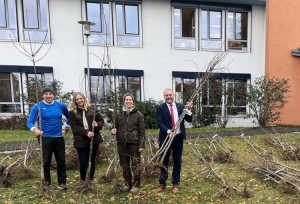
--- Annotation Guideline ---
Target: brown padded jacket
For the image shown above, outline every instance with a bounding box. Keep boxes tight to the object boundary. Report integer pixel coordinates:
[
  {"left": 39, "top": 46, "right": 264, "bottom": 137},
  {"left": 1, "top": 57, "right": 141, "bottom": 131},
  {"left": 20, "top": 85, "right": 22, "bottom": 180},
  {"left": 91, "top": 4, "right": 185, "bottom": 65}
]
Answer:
[
  {"left": 69, "top": 107, "right": 104, "bottom": 148},
  {"left": 114, "top": 108, "right": 145, "bottom": 149}
]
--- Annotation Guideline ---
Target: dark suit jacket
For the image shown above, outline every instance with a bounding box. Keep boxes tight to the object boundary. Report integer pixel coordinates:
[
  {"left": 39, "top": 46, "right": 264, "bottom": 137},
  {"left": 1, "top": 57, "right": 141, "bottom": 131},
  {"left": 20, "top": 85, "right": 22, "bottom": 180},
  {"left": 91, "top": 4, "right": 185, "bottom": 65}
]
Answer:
[{"left": 156, "top": 102, "right": 192, "bottom": 141}]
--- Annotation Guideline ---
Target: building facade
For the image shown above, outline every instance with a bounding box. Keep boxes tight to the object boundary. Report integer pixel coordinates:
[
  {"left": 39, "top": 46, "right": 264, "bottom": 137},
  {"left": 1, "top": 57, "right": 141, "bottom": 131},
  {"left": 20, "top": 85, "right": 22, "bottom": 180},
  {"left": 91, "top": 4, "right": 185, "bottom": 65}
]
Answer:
[{"left": 3, "top": 0, "right": 293, "bottom": 127}]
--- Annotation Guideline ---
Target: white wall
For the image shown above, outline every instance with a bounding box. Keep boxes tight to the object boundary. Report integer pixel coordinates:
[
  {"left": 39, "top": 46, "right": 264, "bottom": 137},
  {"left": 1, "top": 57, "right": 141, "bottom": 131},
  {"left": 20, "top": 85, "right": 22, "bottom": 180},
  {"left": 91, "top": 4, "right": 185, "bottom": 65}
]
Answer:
[{"left": 0, "top": 0, "right": 266, "bottom": 127}]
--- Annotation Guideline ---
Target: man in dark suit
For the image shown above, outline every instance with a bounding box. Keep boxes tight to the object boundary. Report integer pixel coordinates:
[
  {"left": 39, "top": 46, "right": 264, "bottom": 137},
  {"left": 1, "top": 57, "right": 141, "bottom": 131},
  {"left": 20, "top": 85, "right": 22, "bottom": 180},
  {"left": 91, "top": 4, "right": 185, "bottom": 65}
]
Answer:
[{"left": 155, "top": 88, "right": 193, "bottom": 193}]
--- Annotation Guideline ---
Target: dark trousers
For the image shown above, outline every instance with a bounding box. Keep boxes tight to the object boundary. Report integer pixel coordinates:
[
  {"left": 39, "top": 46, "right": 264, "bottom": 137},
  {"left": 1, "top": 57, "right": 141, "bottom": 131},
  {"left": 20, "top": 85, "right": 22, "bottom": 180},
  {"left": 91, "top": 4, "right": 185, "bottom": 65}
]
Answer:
[
  {"left": 77, "top": 143, "right": 100, "bottom": 181},
  {"left": 117, "top": 143, "right": 141, "bottom": 188},
  {"left": 42, "top": 137, "right": 66, "bottom": 185},
  {"left": 159, "top": 133, "right": 183, "bottom": 185}
]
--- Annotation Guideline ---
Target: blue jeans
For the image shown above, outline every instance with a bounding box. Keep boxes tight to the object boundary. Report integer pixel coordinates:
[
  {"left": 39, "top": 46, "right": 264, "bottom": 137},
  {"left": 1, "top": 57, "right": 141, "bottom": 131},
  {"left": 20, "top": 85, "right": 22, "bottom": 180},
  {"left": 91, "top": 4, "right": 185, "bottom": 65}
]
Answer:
[
  {"left": 159, "top": 134, "right": 183, "bottom": 185},
  {"left": 42, "top": 137, "right": 66, "bottom": 185},
  {"left": 77, "top": 143, "right": 100, "bottom": 181}
]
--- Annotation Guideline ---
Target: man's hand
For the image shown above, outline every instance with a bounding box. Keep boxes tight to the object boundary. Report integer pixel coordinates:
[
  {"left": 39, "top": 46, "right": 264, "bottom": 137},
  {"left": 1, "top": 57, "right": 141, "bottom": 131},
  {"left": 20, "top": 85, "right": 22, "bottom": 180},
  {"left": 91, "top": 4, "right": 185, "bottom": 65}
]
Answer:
[
  {"left": 33, "top": 128, "right": 43, "bottom": 136},
  {"left": 92, "top": 121, "right": 98, "bottom": 127},
  {"left": 167, "top": 129, "right": 174, "bottom": 137},
  {"left": 186, "top": 102, "right": 193, "bottom": 110},
  {"left": 111, "top": 128, "right": 117, "bottom": 135}
]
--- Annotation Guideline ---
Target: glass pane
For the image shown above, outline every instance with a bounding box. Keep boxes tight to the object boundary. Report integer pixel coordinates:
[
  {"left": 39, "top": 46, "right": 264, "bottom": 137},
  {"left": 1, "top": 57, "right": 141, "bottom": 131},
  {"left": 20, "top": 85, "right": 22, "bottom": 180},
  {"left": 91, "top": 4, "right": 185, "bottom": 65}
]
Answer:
[
  {"left": 175, "top": 77, "right": 182, "bottom": 102},
  {"left": 91, "top": 75, "right": 104, "bottom": 103},
  {"left": 12, "top": 73, "right": 20, "bottom": 102},
  {"left": 23, "top": 0, "right": 38, "bottom": 28},
  {"left": 103, "top": 3, "right": 110, "bottom": 33},
  {"left": 0, "top": 29, "right": 17, "bottom": 40},
  {"left": 174, "top": 38, "right": 196, "bottom": 49},
  {"left": 44, "top": 73, "right": 52, "bottom": 85},
  {"left": 183, "top": 78, "right": 195, "bottom": 103},
  {"left": 116, "top": 4, "right": 123, "bottom": 35},
  {"left": 228, "top": 41, "right": 247, "bottom": 50},
  {"left": 209, "top": 11, "right": 221, "bottom": 38},
  {"left": 125, "top": 5, "right": 138, "bottom": 34},
  {"left": 118, "top": 76, "right": 125, "bottom": 88},
  {"left": 8, "top": 0, "right": 16, "bottom": 28},
  {"left": 227, "top": 12, "right": 233, "bottom": 39},
  {"left": 0, "top": 73, "right": 12, "bottom": 102},
  {"left": 0, "top": 104, "right": 21, "bottom": 113},
  {"left": 128, "top": 77, "right": 140, "bottom": 102},
  {"left": 40, "top": 0, "right": 47, "bottom": 29},
  {"left": 89, "top": 33, "right": 111, "bottom": 45},
  {"left": 87, "top": 2, "right": 101, "bottom": 32},
  {"left": 201, "top": 10, "right": 207, "bottom": 39},
  {"left": 201, "top": 39, "right": 221, "bottom": 49},
  {"left": 209, "top": 79, "right": 222, "bottom": 105},
  {"left": 117, "top": 35, "right": 139, "bottom": 46},
  {"left": 174, "top": 8, "right": 180, "bottom": 37},
  {"left": 201, "top": 82, "right": 208, "bottom": 105},
  {"left": 28, "top": 73, "right": 41, "bottom": 82},
  {"left": 24, "top": 30, "right": 48, "bottom": 41},
  {"left": 235, "top": 12, "right": 247, "bottom": 40},
  {"left": 0, "top": 0, "right": 6, "bottom": 27},
  {"left": 181, "top": 7, "right": 195, "bottom": 37}
]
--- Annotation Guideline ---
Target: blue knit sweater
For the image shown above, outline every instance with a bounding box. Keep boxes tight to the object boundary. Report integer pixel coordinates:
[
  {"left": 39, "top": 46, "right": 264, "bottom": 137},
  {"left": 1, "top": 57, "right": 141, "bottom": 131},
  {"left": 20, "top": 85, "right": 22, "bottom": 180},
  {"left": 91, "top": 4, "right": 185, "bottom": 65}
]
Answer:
[{"left": 27, "top": 100, "right": 70, "bottom": 137}]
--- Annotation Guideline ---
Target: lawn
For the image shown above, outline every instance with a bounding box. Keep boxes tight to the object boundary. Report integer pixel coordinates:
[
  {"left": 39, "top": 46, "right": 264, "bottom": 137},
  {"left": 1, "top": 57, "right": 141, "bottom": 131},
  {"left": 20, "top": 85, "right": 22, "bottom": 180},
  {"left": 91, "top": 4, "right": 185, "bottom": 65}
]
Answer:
[{"left": 0, "top": 130, "right": 300, "bottom": 203}]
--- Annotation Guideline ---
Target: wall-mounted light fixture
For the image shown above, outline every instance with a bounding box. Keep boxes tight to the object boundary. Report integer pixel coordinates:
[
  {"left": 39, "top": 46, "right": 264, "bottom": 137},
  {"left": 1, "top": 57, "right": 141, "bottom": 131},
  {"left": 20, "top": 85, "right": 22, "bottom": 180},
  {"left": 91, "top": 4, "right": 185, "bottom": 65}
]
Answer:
[{"left": 291, "top": 47, "right": 300, "bottom": 57}]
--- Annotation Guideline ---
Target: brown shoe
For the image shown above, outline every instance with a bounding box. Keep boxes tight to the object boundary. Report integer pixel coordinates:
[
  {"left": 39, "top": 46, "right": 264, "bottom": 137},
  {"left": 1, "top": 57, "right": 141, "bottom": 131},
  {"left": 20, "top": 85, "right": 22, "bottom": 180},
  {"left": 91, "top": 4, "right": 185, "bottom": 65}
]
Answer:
[
  {"left": 155, "top": 184, "right": 166, "bottom": 193},
  {"left": 172, "top": 185, "right": 179, "bottom": 193}
]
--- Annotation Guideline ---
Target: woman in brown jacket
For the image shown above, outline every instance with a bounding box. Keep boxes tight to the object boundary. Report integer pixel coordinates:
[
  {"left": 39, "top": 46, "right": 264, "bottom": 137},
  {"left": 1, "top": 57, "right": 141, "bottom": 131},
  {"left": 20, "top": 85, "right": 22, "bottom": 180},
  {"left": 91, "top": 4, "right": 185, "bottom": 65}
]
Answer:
[
  {"left": 112, "top": 93, "right": 145, "bottom": 194},
  {"left": 69, "top": 92, "right": 104, "bottom": 182}
]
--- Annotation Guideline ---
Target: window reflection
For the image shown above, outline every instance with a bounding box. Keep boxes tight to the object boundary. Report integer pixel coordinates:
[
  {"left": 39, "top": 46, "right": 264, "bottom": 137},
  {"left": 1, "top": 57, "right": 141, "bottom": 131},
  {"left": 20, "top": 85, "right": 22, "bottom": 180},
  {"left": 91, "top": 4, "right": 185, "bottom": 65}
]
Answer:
[
  {"left": 174, "top": 7, "right": 196, "bottom": 49},
  {"left": 0, "top": 0, "right": 17, "bottom": 40},
  {"left": 87, "top": 2, "right": 111, "bottom": 45},
  {"left": 116, "top": 4, "right": 140, "bottom": 46},
  {"left": 227, "top": 12, "right": 248, "bottom": 50}
]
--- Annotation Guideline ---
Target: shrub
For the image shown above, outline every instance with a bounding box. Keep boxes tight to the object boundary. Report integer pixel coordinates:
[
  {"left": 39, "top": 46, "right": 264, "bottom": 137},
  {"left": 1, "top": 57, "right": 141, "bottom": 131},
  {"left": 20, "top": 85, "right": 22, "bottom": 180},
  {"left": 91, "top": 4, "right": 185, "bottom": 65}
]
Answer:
[{"left": 0, "top": 114, "right": 28, "bottom": 129}]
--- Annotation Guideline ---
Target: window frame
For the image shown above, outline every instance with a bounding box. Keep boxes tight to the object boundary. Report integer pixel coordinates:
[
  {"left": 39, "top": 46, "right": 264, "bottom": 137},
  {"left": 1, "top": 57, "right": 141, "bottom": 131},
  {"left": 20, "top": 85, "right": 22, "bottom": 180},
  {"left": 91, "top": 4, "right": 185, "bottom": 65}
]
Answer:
[
  {"left": 113, "top": 2, "right": 142, "bottom": 47},
  {"left": 0, "top": 72, "right": 21, "bottom": 113},
  {"left": 21, "top": 0, "right": 50, "bottom": 43},
  {"left": 200, "top": 9, "right": 224, "bottom": 51},
  {"left": 172, "top": 6, "right": 198, "bottom": 50},
  {"left": 86, "top": 1, "right": 112, "bottom": 46},
  {"left": 0, "top": 0, "right": 18, "bottom": 41},
  {"left": 226, "top": 10, "right": 251, "bottom": 52}
]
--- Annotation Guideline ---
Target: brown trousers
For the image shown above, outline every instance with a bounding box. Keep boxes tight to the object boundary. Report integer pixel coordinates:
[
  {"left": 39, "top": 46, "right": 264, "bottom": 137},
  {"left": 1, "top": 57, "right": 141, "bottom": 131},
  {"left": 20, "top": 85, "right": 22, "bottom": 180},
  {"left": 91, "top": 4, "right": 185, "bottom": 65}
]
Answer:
[{"left": 117, "top": 143, "right": 141, "bottom": 188}]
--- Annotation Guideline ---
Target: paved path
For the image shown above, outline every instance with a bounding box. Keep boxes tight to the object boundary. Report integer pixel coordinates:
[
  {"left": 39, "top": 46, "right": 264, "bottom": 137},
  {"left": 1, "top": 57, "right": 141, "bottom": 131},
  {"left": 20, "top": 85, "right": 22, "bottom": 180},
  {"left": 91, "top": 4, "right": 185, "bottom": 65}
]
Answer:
[{"left": 1, "top": 127, "right": 300, "bottom": 152}]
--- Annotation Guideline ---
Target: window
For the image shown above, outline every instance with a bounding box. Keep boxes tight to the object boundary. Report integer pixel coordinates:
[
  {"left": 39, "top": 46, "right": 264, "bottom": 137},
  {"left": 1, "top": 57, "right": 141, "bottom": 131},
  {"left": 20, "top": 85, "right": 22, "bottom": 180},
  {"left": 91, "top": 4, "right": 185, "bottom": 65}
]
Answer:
[
  {"left": 27, "top": 73, "right": 52, "bottom": 84},
  {"left": 173, "top": 7, "right": 196, "bottom": 49},
  {"left": 0, "top": 72, "right": 21, "bottom": 113},
  {"left": 22, "top": 0, "right": 49, "bottom": 42},
  {"left": 201, "top": 10, "right": 222, "bottom": 50},
  {"left": 119, "top": 76, "right": 141, "bottom": 102},
  {"left": 115, "top": 3, "right": 140, "bottom": 46},
  {"left": 89, "top": 72, "right": 142, "bottom": 103},
  {"left": 86, "top": 2, "right": 111, "bottom": 45},
  {"left": 0, "top": 0, "right": 17, "bottom": 40},
  {"left": 91, "top": 75, "right": 112, "bottom": 103},
  {"left": 226, "top": 79, "right": 247, "bottom": 115},
  {"left": 227, "top": 11, "right": 248, "bottom": 51},
  {"left": 175, "top": 77, "right": 196, "bottom": 103}
]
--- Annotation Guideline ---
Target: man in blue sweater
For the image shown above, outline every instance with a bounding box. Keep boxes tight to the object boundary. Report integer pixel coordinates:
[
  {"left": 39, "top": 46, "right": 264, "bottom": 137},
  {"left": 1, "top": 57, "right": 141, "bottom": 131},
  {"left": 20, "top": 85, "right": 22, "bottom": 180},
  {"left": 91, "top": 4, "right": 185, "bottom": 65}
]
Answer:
[{"left": 27, "top": 85, "right": 70, "bottom": 190}]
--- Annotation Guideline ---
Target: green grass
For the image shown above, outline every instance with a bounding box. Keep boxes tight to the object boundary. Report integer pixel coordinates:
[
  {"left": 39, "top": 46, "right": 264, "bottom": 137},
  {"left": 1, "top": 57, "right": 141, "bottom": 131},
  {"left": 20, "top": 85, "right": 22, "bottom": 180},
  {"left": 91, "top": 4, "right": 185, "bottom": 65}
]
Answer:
[
  {"left": 0, "top": 127, "right": 248, "bottom": 143},
  {"left": 1, "top": 132, "right": 300, "bottom": 203}
]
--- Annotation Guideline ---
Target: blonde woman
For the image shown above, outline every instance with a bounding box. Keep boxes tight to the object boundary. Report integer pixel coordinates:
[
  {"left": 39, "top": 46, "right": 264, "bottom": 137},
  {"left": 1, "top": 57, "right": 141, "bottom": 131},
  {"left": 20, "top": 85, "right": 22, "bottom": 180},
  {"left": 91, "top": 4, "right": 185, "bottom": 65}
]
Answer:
[{"left": 69, "top": 92, "right": 104, "bottom": 183}]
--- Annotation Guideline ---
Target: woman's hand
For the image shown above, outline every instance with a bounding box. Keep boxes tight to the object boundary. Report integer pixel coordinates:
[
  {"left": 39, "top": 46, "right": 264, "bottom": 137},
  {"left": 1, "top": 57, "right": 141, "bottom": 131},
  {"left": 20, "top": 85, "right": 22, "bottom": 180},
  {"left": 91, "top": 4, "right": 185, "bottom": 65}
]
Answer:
[
  {"left": 87, "top": 131, "right": 94, "bottom": 138},
  {"left": 139, "top": 148, "right": 144, "bottom": 152},
  {"left": 92, "top": 121, "right": 98, "bottom": 127},
  {"left": 111, "top": 128, "right": 117, "bottom": 135}
]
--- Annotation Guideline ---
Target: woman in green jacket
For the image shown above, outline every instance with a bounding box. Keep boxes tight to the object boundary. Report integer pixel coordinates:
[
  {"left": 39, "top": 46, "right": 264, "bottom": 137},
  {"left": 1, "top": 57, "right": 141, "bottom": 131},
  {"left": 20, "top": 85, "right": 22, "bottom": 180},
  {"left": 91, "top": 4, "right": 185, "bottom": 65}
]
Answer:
[
  {"left": 112, "top": 93, "right": 145, "bottom": 194},
  {"left": 69, "top": 92, "right": 104, "bottom": 182}
]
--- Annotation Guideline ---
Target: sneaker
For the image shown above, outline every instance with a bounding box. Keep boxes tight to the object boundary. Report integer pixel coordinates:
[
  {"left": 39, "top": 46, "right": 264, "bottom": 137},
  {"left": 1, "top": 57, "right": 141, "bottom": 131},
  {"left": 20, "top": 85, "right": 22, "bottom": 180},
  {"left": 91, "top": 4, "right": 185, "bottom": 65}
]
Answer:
[
  {"left": 58, "top": 183, "right": 68, "bottom": 190},
  {"left": 130, "top": 186, "right": 140, "bottom": 194},
  {"left": 122, "top": 186, "right": 131, "bottom": 192}
]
